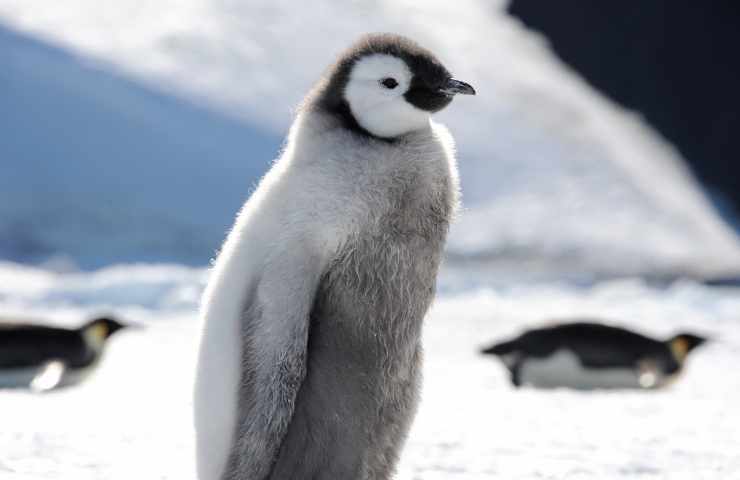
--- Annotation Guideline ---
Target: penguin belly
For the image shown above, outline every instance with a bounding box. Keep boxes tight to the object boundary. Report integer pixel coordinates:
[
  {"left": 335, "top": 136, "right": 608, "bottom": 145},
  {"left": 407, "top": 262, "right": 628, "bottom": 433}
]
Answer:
[
  {"left": 267, "top": 316, "right": 422, "bottom": 479},
  {"left": 518, "top": 349, "right": 648, "bottom": 390},
  {"left": 0, "top": 366, "right": 43, "bottom": 389},
  {"left": 267, "top": 232, "right": 435, "bottom": 479}
]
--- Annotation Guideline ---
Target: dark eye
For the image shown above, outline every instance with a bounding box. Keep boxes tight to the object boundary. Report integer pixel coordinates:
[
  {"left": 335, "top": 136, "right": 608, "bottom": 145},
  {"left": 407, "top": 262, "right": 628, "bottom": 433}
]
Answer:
[{"left": 380, "top": 78, "right": 399, "bottom": 89}]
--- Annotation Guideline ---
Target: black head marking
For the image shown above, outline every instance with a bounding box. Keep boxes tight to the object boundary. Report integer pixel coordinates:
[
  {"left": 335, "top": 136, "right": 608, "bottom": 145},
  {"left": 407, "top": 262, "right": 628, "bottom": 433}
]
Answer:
[{"left": 308, "top": 33, "right": 456, "bottom": 139}]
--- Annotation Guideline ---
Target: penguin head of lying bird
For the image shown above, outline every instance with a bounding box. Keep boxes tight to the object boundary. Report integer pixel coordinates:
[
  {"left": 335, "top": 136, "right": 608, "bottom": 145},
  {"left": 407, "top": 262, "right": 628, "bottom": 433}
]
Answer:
[
  {"left": 81, "top": 316, "right": 135, "bottom": 346},
  {"left": 667, "top": 332, "right": 708, "bottom": 362},
  {"left": 311, "top": 33, "right": 475, "bottom": 140}
]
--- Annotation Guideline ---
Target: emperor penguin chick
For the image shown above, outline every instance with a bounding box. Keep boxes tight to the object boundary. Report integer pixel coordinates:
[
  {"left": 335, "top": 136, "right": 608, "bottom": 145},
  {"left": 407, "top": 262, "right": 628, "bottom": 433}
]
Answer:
[{"left": 194, "top": 33, "right": 475, "bottom": 480}]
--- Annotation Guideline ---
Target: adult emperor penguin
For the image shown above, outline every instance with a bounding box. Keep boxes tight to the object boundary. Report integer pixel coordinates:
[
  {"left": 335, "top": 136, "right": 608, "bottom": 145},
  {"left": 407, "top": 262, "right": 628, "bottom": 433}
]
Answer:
[
  {"left": 481, "top": 321, "right": 707, "bottom": 390},
  {"left": 0, "top": 316, "right": 126, "bottom": 391},
  {"left": 194, "top": 33, "right": 474, "bottom": 480}
]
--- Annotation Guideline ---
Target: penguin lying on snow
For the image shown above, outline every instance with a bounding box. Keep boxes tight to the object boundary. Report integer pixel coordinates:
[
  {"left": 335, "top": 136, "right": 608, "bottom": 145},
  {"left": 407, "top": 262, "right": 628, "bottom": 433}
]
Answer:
[
  {"left": 481, "top": 321, "right": 707, "bottom": 389},
  {"left": 0, "top": 316, "right": 127, "bottom": 391}
]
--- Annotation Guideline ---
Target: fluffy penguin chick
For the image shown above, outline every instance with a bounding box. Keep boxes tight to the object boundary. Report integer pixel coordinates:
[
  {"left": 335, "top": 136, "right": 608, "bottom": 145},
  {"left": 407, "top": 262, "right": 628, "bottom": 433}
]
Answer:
[{"left": 194, "top": 33, "right": 474, "bottom": 480}]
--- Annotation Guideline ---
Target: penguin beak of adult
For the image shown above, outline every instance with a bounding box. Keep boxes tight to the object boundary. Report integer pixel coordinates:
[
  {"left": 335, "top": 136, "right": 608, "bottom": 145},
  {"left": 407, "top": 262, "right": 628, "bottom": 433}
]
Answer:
[{"left": 439, "top": 78, "right": 476, "bottom": 96}]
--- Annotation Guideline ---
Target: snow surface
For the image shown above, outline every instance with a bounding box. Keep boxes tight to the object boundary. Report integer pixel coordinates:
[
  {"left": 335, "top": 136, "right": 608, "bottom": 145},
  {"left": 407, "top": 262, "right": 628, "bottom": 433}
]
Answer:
[
  {"left": 1, "top": 0, "right": 739, "bottom": 276},
  {"left": 0, "top": 262, "right": 739, "bottom": 479}
]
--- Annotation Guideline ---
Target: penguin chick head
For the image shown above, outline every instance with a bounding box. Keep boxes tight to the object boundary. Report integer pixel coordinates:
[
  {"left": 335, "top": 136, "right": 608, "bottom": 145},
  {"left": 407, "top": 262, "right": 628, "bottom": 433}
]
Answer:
[
  {"left": 313, "top": 33, "right": 475, "bottom": 139},
  {"left": 667, "top": 333, "right": 708, "bottom": 361}
]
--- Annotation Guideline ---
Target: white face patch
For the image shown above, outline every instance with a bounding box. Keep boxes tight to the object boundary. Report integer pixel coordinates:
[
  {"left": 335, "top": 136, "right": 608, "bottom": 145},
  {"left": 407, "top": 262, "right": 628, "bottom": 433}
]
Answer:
[{"left": 344, "top": 54, "right": 430, "bottom": 138}]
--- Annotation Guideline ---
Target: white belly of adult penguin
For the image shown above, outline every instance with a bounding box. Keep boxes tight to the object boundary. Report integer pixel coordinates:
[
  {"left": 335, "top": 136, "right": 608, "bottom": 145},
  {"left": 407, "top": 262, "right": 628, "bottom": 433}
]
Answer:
[{"left": 194, "top": 34, "right": 474, "bottom": 480}]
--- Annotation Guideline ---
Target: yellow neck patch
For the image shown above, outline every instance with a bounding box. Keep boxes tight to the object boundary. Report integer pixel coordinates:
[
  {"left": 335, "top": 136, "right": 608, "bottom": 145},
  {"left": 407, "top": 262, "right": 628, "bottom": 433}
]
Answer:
[
  {"left": 84, "top": 323, "right": 109, "bottom": 349},
  {"left": 670, "top": 337, "right": 690, "bottom": 362}
]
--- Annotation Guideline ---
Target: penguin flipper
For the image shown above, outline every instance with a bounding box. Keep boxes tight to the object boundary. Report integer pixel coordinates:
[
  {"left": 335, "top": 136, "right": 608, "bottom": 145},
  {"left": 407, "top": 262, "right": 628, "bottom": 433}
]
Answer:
[
  {"left": 212, "top": 249, "right": 327, "bottom": 480},
  {"left": 30, "top": 360, "right": 66, "bottom": 392},
  {"left": 510, "top": 363, "right": 523, "bottom": 387}
]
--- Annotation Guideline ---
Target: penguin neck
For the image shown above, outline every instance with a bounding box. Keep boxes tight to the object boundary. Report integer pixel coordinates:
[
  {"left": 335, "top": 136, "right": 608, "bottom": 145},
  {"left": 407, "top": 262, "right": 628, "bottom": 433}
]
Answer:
[
  {"left": 83, "top": 324, "right": 109, "bottom": 352},
  {"left": 669, "top": 337, "right": 690, "bottom": 363}
]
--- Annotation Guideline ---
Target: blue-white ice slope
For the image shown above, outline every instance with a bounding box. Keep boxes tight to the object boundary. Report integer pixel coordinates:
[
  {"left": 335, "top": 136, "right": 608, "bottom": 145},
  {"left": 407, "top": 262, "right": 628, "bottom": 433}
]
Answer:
[
  {"left": 1, "top": 0, "right": 739, "bottom": 279},
  {"left": 0, "top": 26, "right": 280, "bottom": 268}
]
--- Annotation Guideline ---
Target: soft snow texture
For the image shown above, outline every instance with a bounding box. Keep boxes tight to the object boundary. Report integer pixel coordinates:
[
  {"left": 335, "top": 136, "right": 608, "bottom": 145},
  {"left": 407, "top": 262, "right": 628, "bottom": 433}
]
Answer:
[
  {"left": 0, "top": 263, "right": 739, "bottom": 479},
  {"left": 1, "top": 0, "right": 739, "bottom": 276}
]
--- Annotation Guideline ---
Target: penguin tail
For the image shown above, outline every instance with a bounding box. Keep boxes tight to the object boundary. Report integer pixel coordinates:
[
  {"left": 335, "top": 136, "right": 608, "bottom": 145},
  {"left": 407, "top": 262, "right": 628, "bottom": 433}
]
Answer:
[{"left": 480, "top": 339, "right": 520, "bottom": 356}]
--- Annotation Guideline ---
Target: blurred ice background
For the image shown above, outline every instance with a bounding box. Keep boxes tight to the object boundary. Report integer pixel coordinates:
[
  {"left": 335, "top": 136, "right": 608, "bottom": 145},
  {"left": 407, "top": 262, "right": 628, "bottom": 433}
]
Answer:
[
  {"left": 2, "top": 0, "right": 739, "bottom": 277},
  {"left": 0, "top": 1, "right": 738, "bottom": 479}
]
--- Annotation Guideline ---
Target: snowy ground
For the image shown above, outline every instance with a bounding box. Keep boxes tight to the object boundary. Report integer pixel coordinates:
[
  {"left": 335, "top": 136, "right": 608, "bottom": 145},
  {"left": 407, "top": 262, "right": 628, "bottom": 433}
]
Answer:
[{"left": 1, "top": 262, "right": 738, "bottom": 479}]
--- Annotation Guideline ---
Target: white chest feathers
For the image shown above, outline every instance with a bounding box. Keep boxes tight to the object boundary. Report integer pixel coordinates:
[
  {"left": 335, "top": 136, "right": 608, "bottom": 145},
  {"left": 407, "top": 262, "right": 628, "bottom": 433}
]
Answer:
[{"left": 518, "top": 350, "right": 668, "bottom": 390}]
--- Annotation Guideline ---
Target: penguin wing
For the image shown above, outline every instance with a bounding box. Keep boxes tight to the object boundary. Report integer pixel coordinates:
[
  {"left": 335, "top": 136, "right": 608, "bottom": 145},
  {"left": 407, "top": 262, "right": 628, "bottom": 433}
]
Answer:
[
  {"left": 230, "top": 249, "right": 325, "bottom": 478},
  {"left": 195, "top": 138, "right": 350, "bottom": 480},
  {"left": 195, "top": 230, "right": 331, "bottom": 480}
]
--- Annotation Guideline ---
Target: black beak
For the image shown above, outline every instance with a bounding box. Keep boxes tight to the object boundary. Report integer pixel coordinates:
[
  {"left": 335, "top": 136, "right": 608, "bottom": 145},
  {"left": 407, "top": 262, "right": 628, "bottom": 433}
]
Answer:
[{"left": 439, "top": 78, "right": 476, "bottom": 96}]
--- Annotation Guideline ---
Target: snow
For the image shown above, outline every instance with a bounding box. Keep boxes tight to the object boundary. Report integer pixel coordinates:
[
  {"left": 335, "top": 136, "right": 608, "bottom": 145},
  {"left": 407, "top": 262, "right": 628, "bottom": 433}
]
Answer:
[
  {"left": 1, "top": 262, "right": 739, "bottom": 479},
  {"left": 1, "top": 0, "right": 739, "bottom": 276}
]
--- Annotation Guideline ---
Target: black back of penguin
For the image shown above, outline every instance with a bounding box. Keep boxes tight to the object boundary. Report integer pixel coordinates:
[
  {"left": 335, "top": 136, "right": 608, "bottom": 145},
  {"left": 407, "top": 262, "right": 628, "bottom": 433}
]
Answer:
[
  {"left": 0, "top": 316, "right": 125, "bottom": 370},
  {"left": 492, "top": 322, "right": 672, "bottom": 369}
]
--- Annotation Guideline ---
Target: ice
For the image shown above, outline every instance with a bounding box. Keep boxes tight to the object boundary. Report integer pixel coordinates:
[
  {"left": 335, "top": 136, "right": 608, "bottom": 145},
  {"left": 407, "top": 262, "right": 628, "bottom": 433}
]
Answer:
[{"left": 1, "top": 0, "right": 738, "bottom": 276}]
